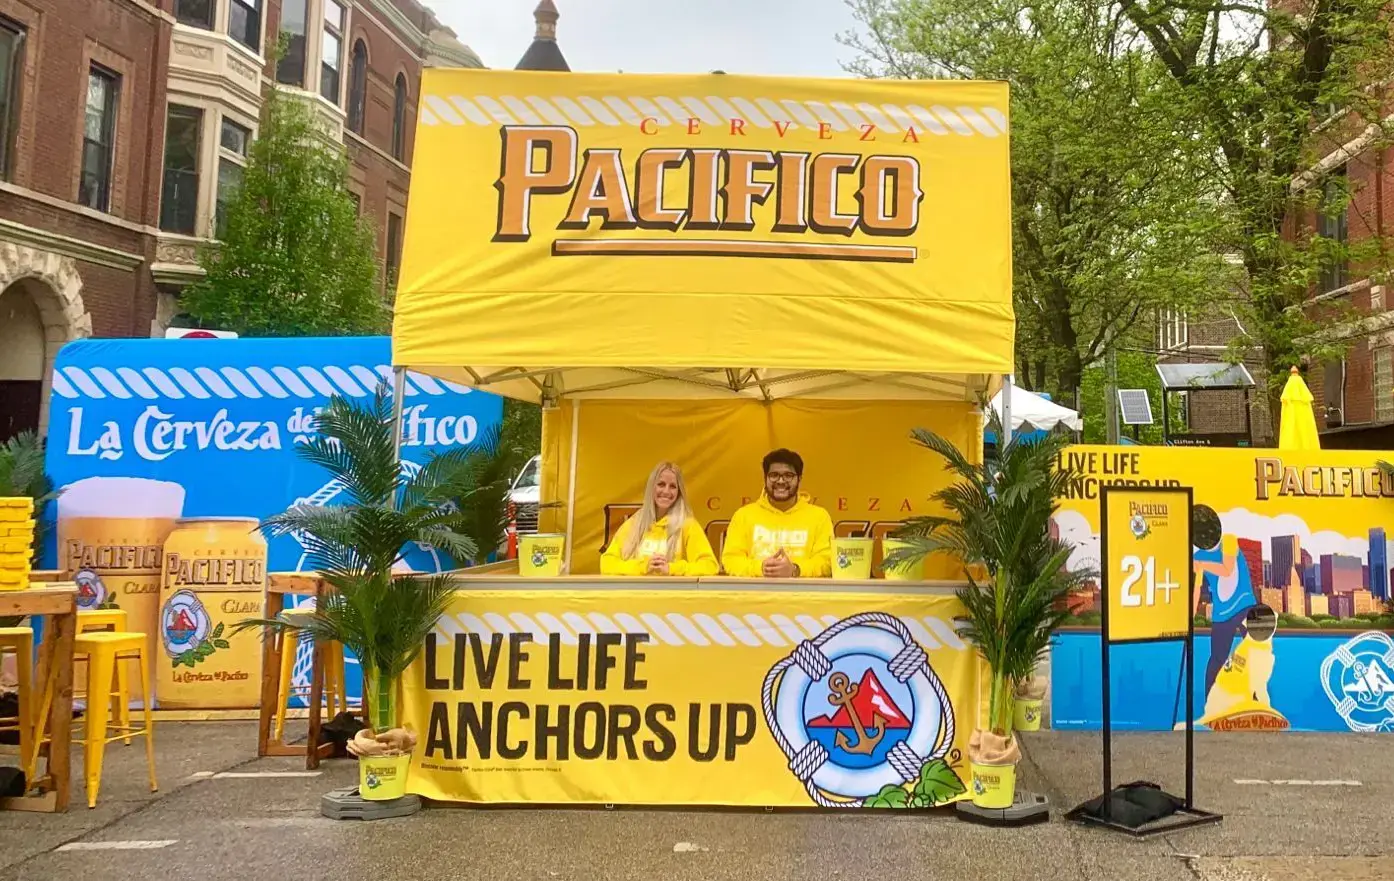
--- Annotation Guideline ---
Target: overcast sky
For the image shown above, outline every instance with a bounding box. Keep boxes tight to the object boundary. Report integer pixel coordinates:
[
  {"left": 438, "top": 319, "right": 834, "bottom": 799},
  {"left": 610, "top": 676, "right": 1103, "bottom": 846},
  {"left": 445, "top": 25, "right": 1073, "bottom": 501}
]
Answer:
[{"left": 429, "top": 0, "right": 865, "bottom": 78}]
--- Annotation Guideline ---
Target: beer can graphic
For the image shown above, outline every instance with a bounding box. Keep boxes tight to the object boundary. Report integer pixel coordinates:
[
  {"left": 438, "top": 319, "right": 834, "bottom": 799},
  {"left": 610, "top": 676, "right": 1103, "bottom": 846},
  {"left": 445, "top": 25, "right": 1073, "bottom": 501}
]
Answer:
[
  {"left": 57, "top": 477, "right": 185, "bottom": 698},
  {"left": 157, "top": 517, "right": 266, "bottom": 709}
]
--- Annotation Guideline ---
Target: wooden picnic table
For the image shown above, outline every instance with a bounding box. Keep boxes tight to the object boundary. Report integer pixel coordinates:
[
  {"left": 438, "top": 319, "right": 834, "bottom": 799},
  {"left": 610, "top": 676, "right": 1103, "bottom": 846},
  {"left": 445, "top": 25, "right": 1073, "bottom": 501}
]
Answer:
[{"left": 0, "top": 583, "right": 77, "bottom": 812}]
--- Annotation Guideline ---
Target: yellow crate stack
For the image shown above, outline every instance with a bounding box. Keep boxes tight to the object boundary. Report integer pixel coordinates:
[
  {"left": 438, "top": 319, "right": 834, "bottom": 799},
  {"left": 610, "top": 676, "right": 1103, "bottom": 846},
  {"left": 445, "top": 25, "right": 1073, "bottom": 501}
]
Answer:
[{"left": 0, "top": 497, "right": 35, "bottom": 591}]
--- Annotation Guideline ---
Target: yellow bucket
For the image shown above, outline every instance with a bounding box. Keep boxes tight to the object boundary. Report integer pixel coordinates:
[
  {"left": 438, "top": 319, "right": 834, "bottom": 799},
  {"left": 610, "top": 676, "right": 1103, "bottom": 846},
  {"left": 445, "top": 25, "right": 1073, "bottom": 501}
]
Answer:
[
  {"left": 1014, "top": 698, "right": 1044, "bottom": 732},
  {"left": 970, "top": 761, "right": 1016, "bottom": 809},
  {"left": 831, "top": 537, "right": 873, "bottom": 580},
  {"left": 880, "top": 539, "right": 924, "bottom": 581},
  {"left": 519, "top": 533, "right": 566, "bottom": 577},
  {"left": 359, "top": 753, "right": 410, "bottom": 801}
]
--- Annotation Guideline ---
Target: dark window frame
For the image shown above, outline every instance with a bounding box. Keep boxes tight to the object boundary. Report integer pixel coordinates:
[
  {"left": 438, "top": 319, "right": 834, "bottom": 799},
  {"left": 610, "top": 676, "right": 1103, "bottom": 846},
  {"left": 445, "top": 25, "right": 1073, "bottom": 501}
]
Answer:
[
  {"left": 174, "top": 0, "right": 215, "bottom": 30},
  {"left": 320, "top": 0, "right": 343, "bottom": 104},
  {"left": 275, "top": 0, "right": 308, "bottom": 86},
  {"left": 391, "top": 73, "right": 407, "bottom": 160},
  {"left": 0, "top": 18, "right": 25, "bottom": 181},
  {"left": 347, "top": 39, "right": 367, "bottom": 134},
  {"left": 78, "top": 65, "right": 119, "bottom": 212},
  {"left": 385, "top": 210, "right": 403, "bottom": 289},
  {"left": 1317, "top": 168, "right": 1349, "bottom": 293},
  {"left": 228, "top": 0, "right": 260, "bottom": 52},
  {"left": 159, "top": 104, "right": 203, "bottom": 235}
]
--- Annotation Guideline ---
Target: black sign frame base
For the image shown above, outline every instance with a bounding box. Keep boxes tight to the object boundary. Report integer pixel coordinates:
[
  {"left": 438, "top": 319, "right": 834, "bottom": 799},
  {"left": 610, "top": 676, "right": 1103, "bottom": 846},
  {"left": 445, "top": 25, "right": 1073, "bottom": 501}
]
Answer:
[{"left": 1072, "top": 486, "right": 1223, "bottom": 839}]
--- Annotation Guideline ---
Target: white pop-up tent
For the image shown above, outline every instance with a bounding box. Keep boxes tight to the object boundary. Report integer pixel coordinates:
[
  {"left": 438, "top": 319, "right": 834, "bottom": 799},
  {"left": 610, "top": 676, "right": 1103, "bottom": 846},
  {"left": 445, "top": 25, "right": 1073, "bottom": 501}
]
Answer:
[{"left": 989, "top": 386, "right": 1082, "bottom": 433}]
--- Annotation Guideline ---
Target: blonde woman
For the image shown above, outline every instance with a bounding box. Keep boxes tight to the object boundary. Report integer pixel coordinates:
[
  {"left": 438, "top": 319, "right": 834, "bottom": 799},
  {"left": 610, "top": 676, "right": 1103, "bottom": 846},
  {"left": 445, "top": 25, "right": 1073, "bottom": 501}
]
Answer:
[{"left": 601, "top": 462, "right": 718, "bottom": 576}]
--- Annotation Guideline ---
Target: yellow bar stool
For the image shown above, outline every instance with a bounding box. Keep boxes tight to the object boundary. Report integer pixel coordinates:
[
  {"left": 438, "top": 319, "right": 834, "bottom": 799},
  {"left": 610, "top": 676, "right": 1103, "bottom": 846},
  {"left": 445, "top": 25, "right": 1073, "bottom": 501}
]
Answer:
[
  {"left": 0, "top": 625, "right": 35, "bottom": 783},
  {"left": 33, "top": 631, "right": 156, "bottom": 808},
  {"left": 77, "top": 609, "right": 132, "bottom": 745},
  {"left": 273, "top": 608, "right": 348, "bottom": 742}
]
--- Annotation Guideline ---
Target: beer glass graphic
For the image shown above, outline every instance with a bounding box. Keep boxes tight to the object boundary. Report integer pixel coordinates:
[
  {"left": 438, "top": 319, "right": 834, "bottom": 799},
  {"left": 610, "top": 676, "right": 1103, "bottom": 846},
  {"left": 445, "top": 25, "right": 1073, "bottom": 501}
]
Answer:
[{"left": 57, "top": 477, "right": 185, "bottom": 703}]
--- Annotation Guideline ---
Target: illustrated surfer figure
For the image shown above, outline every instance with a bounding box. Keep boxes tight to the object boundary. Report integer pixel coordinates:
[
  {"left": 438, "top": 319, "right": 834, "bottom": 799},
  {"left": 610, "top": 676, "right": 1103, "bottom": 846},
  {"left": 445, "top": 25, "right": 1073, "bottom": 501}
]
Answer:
[
  {"left": 1204, "top": 606, "right": 1278, "bottom": 720},
  {"left": 1191, "top": 505, "right": 1258, "bottom": 699}
]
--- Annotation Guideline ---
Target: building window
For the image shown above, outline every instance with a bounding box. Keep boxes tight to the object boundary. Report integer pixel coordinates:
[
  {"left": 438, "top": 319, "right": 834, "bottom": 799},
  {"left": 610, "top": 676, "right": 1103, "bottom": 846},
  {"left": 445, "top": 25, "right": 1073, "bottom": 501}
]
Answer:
[
  {"left": 1323, "top": 358, "right": 1346, "bottom": 427},
  {"left": 229, "top": 0, "right": 260, "bottom": 51},
  {"left": 276, "top": 0, "right": 307, "bottom": 86},
  {"left": 1376, "top": 348, "right": 1394, "bottom": 423},
  {"left": 1318, "top": 168, "right": 1349, "bottom": 293},
  {"left": 320, "top": 0, "right": 343, "bottom": 103},
  {"left": 347, "top": 40, "right": 367, "bottom": 134},
  {"left": 215, "top": 117, "right": 250, "bottom": 238},
  {"left": 159, "top": 105, "right": 202, "bottom": 235},
  {"left": 78, "top": 66, "right": 118, "bottom": 212},
  {"left": 0, "top": 20, "right": 24, "bottom": 180},
  {"left": 391, "top": 73, "right": 407, "bottom": 160},
  {"left": 385, "top": 211, "right": 402, "bottom": 289},
  {"left": 348, "top": 190, "right": 360, "bottom": 214},
  {"left": 174, "top": 0, "right": 214, "bottom": 30},
  {"left": 1157, "top": 307, "right": 1188, "bottom": 352}
]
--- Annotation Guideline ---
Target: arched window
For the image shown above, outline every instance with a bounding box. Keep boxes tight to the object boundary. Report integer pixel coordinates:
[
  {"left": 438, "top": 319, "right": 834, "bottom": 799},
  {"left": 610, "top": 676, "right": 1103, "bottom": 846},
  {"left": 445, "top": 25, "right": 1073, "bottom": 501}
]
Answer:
[
  {"left": 391, "top": 73, "right": 408, "bottom": 161},
  {"left": 347, "top": 40, "right": 367, "bottom": 135}
]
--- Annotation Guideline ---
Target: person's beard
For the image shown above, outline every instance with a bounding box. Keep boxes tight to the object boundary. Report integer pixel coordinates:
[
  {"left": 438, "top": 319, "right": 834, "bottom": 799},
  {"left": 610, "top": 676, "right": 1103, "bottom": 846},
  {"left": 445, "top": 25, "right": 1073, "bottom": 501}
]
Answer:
[{"left": 769, "top": 483, "right": 796, "bottom": 501}]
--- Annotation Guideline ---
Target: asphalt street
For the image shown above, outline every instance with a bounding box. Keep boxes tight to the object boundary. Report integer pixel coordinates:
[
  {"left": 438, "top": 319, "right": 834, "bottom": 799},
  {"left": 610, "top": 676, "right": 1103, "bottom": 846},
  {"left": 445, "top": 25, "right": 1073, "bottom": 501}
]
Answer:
[{"left": 0, "top": 723, "right": 1389, "bottom": 881}]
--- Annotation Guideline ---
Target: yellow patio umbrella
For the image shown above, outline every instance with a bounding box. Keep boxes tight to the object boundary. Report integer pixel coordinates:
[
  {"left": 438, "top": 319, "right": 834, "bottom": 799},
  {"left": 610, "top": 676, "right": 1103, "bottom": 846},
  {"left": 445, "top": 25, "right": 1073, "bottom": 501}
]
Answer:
[{"left": 1278, "top": 366, "right": 1321, "bottom": 450}]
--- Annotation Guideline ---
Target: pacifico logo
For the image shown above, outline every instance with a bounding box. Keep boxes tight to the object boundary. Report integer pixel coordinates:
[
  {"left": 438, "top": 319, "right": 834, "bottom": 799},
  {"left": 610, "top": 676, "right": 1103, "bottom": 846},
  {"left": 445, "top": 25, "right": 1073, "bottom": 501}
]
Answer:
[{"left": 493, "top": 124, "right": 926, "bottom": 264}]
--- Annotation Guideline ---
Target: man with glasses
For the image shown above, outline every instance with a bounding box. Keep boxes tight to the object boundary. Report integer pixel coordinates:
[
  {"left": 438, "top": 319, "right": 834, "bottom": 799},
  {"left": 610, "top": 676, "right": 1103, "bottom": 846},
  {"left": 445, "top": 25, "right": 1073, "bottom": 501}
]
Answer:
[{"left": 720, "top": 449, "right": 833, "bottom": 578}]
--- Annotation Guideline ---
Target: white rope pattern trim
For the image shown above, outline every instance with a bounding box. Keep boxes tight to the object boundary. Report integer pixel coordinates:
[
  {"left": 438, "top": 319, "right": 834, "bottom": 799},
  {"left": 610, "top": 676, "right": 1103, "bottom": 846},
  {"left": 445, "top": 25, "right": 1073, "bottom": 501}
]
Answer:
[
  {"left": 761, "top": 612, "right": 957, "bottom": 808},
  {"left": 50, "top": 364, "right": 473, "bottom": 401},
  {"left": 431, "top": 611, "right": 969, "bottom": 651},
  {"left": 421, "top": 93, "right": 1006, "bottom": 138}
]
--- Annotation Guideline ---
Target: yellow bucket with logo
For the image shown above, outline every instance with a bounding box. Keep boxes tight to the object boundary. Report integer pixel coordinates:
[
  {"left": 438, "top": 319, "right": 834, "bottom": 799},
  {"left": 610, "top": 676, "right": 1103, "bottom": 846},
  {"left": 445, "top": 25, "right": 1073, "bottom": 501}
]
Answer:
[
  {"left": 1014, "top": 698, "right": 1044, "bottom": 732},
  {"left": 831, "top": 537, "right": 873, "bottom": 580},
  {"left": 880, "top": 539, "right": 924, "bottom": 581},
  {"left": 970, "top": 761, "right": 1016, "bottom": 809},
  {"left": 520, "top": 533, "right": 566, "bottom": 577},
  {"left": 359, "top": 753, "right": 410, "bottom": 801}
]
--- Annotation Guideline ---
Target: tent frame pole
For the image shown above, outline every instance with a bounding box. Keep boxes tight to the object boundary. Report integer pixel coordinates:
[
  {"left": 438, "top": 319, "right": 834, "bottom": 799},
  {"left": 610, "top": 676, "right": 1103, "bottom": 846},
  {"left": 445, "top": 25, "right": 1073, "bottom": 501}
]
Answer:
[
  {"left": 391, "top": 367, "right": 407, "bottom": 459},
  {"left": 1001, "top": 374, "right": 1014, "bottom": 446}
]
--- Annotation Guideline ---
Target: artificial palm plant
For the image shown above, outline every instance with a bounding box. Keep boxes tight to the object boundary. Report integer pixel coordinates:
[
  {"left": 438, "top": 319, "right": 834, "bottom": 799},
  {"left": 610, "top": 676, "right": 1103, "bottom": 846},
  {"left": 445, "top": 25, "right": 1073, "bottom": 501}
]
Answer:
[
  {"left": 237, "top": 388, "right": 511, "bottom": 733},
  {"left": 886, "top": 412, "right": 1093, "bottom": 740},
  {"left": 1, "top": 432, "right": 59, "bottom": 626}
]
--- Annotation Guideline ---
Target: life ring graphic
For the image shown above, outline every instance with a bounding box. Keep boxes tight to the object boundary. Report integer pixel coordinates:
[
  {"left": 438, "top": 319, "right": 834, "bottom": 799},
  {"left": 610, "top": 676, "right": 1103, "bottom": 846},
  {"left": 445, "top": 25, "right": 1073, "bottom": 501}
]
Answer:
[
  {"left": 74, "top": 568, "right": 108, "bottom": 609},
  {"left": 762, "top": 612, "right": 956, "bottom": 808},
  {"left": 1320, "top": 631, "right": 1394, "bottom": 732}
]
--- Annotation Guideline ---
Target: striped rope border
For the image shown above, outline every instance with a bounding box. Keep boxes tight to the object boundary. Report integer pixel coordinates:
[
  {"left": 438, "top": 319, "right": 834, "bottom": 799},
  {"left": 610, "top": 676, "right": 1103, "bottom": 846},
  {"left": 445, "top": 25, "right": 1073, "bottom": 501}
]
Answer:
[
  {"left": 421, "top": 93, "right": 1006, "bottom": 138},
  {"left": 49, "top": 365, "right": 472, "bottom": 401},
  {"left": 433, "top": 611, "right": 969, "bottom": 651}
]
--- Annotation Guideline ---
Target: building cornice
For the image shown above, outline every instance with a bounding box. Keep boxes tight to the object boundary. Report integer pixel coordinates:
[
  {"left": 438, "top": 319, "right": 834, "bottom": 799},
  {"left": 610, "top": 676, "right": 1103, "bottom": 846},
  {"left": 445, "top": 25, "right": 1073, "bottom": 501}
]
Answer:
[
  {"left": 344, "top": 129, "right": 411, "bottom": 176},
  {"left": 0, "top": 181, "right": 160, "bottom": 238},
  {"left": 0, "top": 216, "right": 145, "bottom": 270}
]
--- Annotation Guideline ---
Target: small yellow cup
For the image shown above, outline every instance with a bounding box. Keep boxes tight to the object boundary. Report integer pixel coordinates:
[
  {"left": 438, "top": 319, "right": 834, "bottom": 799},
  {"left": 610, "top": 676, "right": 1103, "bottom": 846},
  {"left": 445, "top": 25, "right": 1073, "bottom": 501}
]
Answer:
[
  {"left": 359, "top": 753, "right": 410, "bottom": 801},
  {"left": 1013, "top": 697, "right": 1044, "bottom": 732},
  {"left": 520, "top": 533, "right": 566, "bottom": 577},
  {"left": 831, "top": 537, "right": 874, "bottom": 580},
  {"left": 880, "top": 539, "right": 924, "bottom": 581}
]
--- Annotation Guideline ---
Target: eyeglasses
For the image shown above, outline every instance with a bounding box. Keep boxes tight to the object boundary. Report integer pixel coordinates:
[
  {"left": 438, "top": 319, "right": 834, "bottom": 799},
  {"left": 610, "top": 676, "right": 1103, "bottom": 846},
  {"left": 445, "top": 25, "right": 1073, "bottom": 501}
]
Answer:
[{"left": 766, "top": 473, "right": 799, "bottom": 483}]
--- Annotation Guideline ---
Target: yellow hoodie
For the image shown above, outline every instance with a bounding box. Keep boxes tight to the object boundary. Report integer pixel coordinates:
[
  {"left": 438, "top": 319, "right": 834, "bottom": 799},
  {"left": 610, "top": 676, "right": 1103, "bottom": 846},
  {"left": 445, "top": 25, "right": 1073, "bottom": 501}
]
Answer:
[
  {"left": 600, "top": 515, "right": 718, "bottom": 576},
  {"left": 721, "top": 493, "right": 833, "bottom": 578}
]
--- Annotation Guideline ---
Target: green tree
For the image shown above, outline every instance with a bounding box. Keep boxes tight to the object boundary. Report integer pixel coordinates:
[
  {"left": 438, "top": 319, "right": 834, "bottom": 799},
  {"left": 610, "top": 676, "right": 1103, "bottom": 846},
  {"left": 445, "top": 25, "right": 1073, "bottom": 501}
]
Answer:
[
  {"left": 850, "top": 0, "right": 1232, "bottom": 398},
  {"left": 1111, "top": 0, "right": 1394, "bottom": 432},
  {"left": 1078, "top": 350, "right": 1186, "bottom": 443},
  {"left": 183, "top": 86, "right": 385, "bottom": 336}
]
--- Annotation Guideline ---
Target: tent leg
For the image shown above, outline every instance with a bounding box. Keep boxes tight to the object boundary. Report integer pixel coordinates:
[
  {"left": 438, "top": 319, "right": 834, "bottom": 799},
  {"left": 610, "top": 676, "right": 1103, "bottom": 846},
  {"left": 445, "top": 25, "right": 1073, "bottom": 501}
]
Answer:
[
  {"left": 1001, "top": 375, "right": 1014, "bottom": 445},
  {"left": 391, "top": 367, "right": 406, "bottom": 458}
]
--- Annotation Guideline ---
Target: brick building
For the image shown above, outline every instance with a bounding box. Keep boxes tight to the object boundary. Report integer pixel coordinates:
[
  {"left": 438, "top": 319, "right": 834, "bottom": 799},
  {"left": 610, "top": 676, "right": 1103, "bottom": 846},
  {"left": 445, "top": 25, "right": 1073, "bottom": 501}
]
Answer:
[
  {"left": 0, "top": 0, "right": 481, "bottom": 440},
  {"left": 1290, "top": 100, "right": 1394, "bottom": 448}
]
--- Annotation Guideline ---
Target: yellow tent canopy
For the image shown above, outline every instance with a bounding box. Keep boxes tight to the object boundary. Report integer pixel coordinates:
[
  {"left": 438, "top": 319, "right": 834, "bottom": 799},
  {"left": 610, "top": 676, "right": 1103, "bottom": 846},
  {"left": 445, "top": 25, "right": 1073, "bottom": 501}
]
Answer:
[{"left": 391, "top": 70, "right": 1014, "bottom": 400}]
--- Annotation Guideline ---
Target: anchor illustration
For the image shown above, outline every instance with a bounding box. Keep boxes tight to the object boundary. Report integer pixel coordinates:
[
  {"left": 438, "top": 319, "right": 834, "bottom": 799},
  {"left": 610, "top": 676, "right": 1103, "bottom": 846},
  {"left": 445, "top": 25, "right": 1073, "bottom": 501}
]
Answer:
[{"left": 827, "top": 671, "right": 887, "bottom": 755}]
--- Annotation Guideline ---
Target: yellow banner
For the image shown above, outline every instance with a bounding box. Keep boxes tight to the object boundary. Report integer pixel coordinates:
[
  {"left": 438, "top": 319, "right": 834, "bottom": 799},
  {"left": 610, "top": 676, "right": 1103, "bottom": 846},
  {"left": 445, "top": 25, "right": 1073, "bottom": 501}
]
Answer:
[
  {"left": 393, "top": 70, "right": 1013, "bottom": 381},
  {"left": 403, "top": 588, "right": 980, "bottom": 808},
  {"left": 1054, "top": 446, "right": 1392, "bottom": 623},
  {"left": 539, "top": 398, "right": 980, "bottom": 577},
  {"left": 1102, "top": 487, "right": 1193, "bottom": 642}
]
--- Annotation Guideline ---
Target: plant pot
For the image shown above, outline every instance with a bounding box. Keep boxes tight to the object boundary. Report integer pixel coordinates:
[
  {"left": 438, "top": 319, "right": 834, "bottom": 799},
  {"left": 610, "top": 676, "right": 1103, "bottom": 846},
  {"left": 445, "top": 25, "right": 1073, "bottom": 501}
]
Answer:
[
  {"left": 359, "top": 753, "right": 410, "bottom": 801},
  {"left": 1013, "top": 697, "right": 1044, "bottom": 732},
  {"left": 969, "top": 761, "right": 1016, "bottom": 809},
  {"left": 880, "top": 539, "right": 924, "bottom": 580}
]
